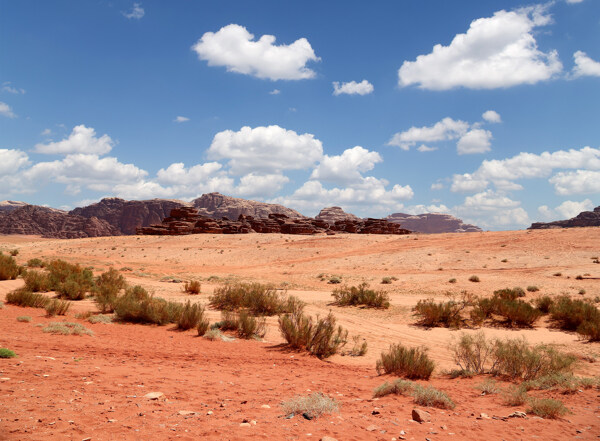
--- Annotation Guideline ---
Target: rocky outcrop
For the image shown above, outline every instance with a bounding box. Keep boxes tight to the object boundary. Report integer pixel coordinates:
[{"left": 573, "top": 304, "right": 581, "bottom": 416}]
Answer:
[
  {"left": 386, "top": 212, "right": 482, "bottom": 234},
  {"left": 137, "top": 207, "right": 411, "bottom": 236},
  {"left": 192, "top": 193, "right": 304, "bottom": 220},
  {"left": 70, "top": 197, "right": 190, "bottom": 235},
  {"left": 0, "top": 200, "right": 28, "bottom": 214},
  {"left": 0, "top": 205, "right": 120, "bottom": 239},
  {"left": 529, "top": 206, "right": 600, "bottom": 229},
  {"left": 316, "top": 207, "right": 361, "bottom": 224}
]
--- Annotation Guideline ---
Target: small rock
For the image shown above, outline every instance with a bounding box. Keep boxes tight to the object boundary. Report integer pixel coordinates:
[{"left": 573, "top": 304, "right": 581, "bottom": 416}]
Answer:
[
  {"left": 441, "top": 425, "right": 448, "bottom": 430},
  {"left": 240, "top": 423, "right": 251, "bottom": 427},
  {"left": 412, "top": 409, "right": 431, "bottom": 423},
  {"left": 178, "top": 411, "right": 196, "bottom": 416},
  {"left": 508, "top": 411, "right": 527, "bottom": 419},
  {"left": 478, "top": 413, "right": 490, "bottom": 420},
  {"left": 143, "top": 392, "right": 165, "bottom": 400},
  {"left": 82, "top": 438, "right": 91, "bottom": 441},
  {"left": 372, "top": 410, "right": 381, "bottom": 415},
  {"left": 320, "top": 437, "right": 338, "bottom": 441},
  {"left": 366, "top": 425, "right": 378, "bottom": 432},
  {"left": 261, "top": 404, "right": 271, "bottom": 409},
  {"left": 302, "top": 413, "right": 313, "bottom": 420},
  {"left": 206, "top": 411, "right": 213, "bottom": 415}
]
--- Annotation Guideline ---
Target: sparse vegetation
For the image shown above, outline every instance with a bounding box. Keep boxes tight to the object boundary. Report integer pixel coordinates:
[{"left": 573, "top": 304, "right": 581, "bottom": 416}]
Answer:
[
  {"left": 501, "top": 385, "right": 528, "bottom": 406},
  {"left": 522, "top": 372, "right": 598, "bottom": 393},
  {"left": 26, "top": 258, "right": 45, "bottom": 268},
  {"left": 549, "top": 295, "right": 600, "bottom": 341},
  {"left": 527, "top": 285, "right": 540, "bottom": 292},
  {"left": 43, "top": 322, "right": 93, "bottom": 336},
  {"left": 46, "top": 259, "right": 94, "bottom": 300},
  {"left": 281, "top": 392, "right": 338, "bottom": 419},
  {"left": 17, "top": 316, "right": 32, "bottom": 322},
  {"left": 527, "top": 398, "right": 568, "bottom": 419},
  {"left": 452, "top": 332, "right": 494, "bottom": 375},
  {"left": 331, "top": 282, "right": 390, "bottom": 309},
  {"left": 184, "top": 280, "right": 201, "bottom": 294},
  {"left": 413, "top": 295, "right": 470, "bottom": 328},
  {"left": 346, "top": 335, "right": 368, "bottom": 356},
  {"left": 93, "top": 268, "right": 127, "bottom": 312},
  {"left": 177, "top": 300, "right": 208, "bottom": 331},
  {"left": 236, "top": 310, "right": 266, "bottom": 339},
  {"left": 448, "top": 278, "right": 457, "bottom": 283},
  {"left": 45, "top": 299, "right": 71, "bottom": 316},
  {"left": 279, "top": 310, "right": 348, "bottom": 359},
  {"left": 0, "top": 253, "right": 21, "bottom": 281},
  {"left": 88, "top": 314, "right": 113, "bottom": 324},
  {"left": 534, "top": 296, "right": 554, "bottom": 314},
  {"left": 24, "top": 270, "right": 50, "bottom": 292},
  {"left": 328, "top": 276, "right": 342, "bottom": 284},
  {"left": 471, "top": 290, "right": 542, "bottom": 327},
  {"left": 209, "top": 282, "right": 300, "bottom": 316},
  {"left": 376, "top": 343, "right": 435, "bottom": 379},
  {"left": 475, "top": 378, "right": 499, "bottom": 395},
  {"left": 373, "top": 379, "right": 454, "bottom": 409},
  {"left": 381, "top": 277, "right": 393, "bottom": 284},
  {"left": 468, "top": 275, "right": 480, "bottom": 283},
  {"left": 6, "top": 289, "right": 50, "bottom": 308},
  {"left": 113, "top": 287, "right": 184, "bottom": 326},
  {"left": 0, "top": 348, "right": 17, "bottom": 358}
]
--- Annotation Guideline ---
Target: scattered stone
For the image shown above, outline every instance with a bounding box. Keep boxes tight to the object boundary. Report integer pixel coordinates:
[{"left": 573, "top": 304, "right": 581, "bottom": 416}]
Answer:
[
  {"left": 508, "top": 411, "right": 527, "bottom": 419},
  {"left": 177, "top": 411, "right": 196, "bottom": 416},
  {"left": 412, "top": 409, "right": 431, "bottom": 423},
  {"left": 320, "top": 437, "right": 338, "bottom": 441},
  {"left": 366, "top": 425, "right": 378, "bottom": 432},
  {"left": 143, "top": 392, "right": 165, "bottom": 400},
  {"left": 302, "top": 412, "right": 313, "bottom": 420},
  {"left": 240, "top": 423, "right": 251, "bottom": 427},
  {"left": 206, "top": 411, "right": 213, "bottom": 415},
  {"left": 261, "top": 404, "right": 271, "bottom": 409},
  {"left": 372, "top": 409, "right": 381, "bottom": 415},
  {"left": 477, "top": 413, "right": 491, "bottom": 420}
]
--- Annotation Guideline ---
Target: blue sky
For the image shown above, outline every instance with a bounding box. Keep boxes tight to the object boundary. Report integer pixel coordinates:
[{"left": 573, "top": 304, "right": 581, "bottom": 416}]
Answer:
[{"left": 1, "top": 0, "right": 599, "bottom": 229}]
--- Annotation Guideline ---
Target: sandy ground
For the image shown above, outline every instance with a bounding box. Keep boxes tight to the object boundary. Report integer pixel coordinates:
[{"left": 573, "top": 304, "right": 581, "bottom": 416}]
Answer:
[{"left": 1, "top": 228, "right": 600, "bottom": 440}]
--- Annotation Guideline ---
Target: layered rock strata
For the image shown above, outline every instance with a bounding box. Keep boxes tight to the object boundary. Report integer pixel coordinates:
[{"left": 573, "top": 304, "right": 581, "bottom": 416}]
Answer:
[
  {"left": 386, "top": 212, "right": 482, "bottom": 234},
  {"left": 529, "top": 206, "right": 600, "bottom": 229}
]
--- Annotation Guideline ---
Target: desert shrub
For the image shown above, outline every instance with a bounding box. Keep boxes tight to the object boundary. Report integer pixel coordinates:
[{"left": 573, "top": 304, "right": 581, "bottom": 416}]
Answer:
[
  {"left": 523, "top": 372, "right": 598, "bottom": 393},
  {"left": 527, "top": 398, "right": 568, "bottom": 419},
  {"left": 493, "top": 287, "right": 526, "bottom": 300},
  {"left": 534, "top": 296, "right": 554, "bottom": 314},
  {"left": 0, "top": 348, "right": 17, "bottom": 358},
  {"left": 177, "top": 300, "right": 207, "bottom": 330},
  {"left": 376, "top": 343, "right": 435, "bottom": 379},
  {"left": 114, "top": 290, "right": 183, "bottom": 326},
  {"left": 447, "top": 369, "right": 475, "bottom": 379},
  {"left": 281, "top": 392, "right": 338, "bottom": 419},
  {"left": 24, "top": 270, "right": 50, "bottom": 292},
  {"left": 45, "top": 299, "right": 71, "bottom": 316},
  {"left": 373, "top": 379, "right": 454, "bottom": 409},
  {"left": 212, "top": 310, "right": 240, "bottom": 331},
  {"left": 448, "top": 278, "right": 457, "bottom": 283},
  {"left": 93, "top": 268, "right": 127, "bottom": 312},
  {"left": 197, "top": 317, "right": 210, "bottom": 336},
  {"left": 475, "top": 378, "right": 499, "bottom": 395},
  {"left": 42, "top": 322, "right": 93, "bottom": 336},
  {"left": 203, "top": 328, "right": 225, "bottom": 340},
  {"left": 88, "top": 314, "right": 113, "bottom": 324},
  {"left": 184, "top": 280, "right": 201, "bottom": 294},
  {"left": 46, "top": 260, "right": 94, "bottom": 300},
  {"left": 236, "top": 310, "right": 266, "bottom": 339},
  {"left": 492, "top": 338, "right": 576, "bottom": 381},
  {"left": 331, "top": 282, "right": 390, "bottom": 309},
  {"left": 0, "top": 253, "right": 21, "bottom": 281},
  {"left": 471, "top": 292, "right": 541, "bottom": 327},
  {"left": 469, "top": 275, "right": 480, "bottom": 283},
  {"left": 527, "top": 285, "right": 540, "bottom": 292},
  {"left": 17, "top": 316, "right": 32, "bottom": 322},
  {"left": 381, "top": 277, "right": 393, "bottom": 284},
  {"left": 6, "top": 289, "right": 50, "bottom": 308},
  {"left": 0, "top": 301, "right": 3, "bottom": 309},
  {"left": 27, "top": 258, "right": 45, "bottom": 268},
  {"left": 209, "top": 282, "right": 292, "bottom": 315},
  {"left": 452, "top": 332, "right": 494, "bottom": 375},
  {"left": 328, "top": 276, "right": 342, "bottom": 284},
  {"left": 501, "top": 385, "right": 528, "bottom": 406},
  {"left": 549, "top": 296, "right": 600, "bottom": 341},
  {"left": 414, "top": 298, "right": 466, "bottom": 328},
  {"left": 346, "top": 335, "right": 368, "bottom": 356},
  {"left": 278, "top": 311, "right": 348, "bottom": 359},
  {"left": 9, "top": 249, "right": 19, "bottom": 256}
]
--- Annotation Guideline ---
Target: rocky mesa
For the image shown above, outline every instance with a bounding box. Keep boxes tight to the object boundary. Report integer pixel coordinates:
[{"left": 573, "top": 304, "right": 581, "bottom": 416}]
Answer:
[
  {"left": 0, "top": 205, "right": 120, "bottom": 239},
  {"left": 386, "top": 212, "right": 482, "bottom": 234},
  {"left": 0, "top": 200, "right": 28, "bottom": 214},
  {"left": 315, "top": 206, "right": 361, "bottom": 224},
  {"left": 529, "top": 205, "right": 600, "bottom": 229},
  {"left": 192, "top": 192, "right": 304, "bottom": 220}
]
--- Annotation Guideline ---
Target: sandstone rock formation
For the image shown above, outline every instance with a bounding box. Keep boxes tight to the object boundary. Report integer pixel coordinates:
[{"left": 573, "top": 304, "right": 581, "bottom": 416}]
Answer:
[
  {"left": 0, "top": 205, "right": 120, "bottom": 239},
  {"left": 316, "top": 207, "right": 361, "bottom": 224},
  {"left": 137, "top": 207, "right": 411, "bottom": 236},
  {"left": 386, "top": 212, "right": 482, "bottom": 234},
  {"left": 0, "top": 200, "right": 28, "bottom": 214},
  {"left": 529, "top": 206, "right": 600, "bottom": 229},
  {"left": 192, "top": 193, "right": 304, "bottom": 220},
  {"left": 70, "top": 197, "right": 190, "bottom": 235}
]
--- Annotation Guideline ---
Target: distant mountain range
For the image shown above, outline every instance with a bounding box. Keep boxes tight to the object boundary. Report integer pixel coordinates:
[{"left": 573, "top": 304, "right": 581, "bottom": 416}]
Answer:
[
  {"left": 529, "top": 206, "right": 600, "bottom": 229},
  {"left": 0, "top": 192, "right": 490, "bottom": 238}
]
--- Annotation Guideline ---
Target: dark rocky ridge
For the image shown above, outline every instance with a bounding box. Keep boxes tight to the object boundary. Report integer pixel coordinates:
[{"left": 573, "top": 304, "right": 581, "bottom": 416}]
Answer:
[
  {"left": 316, "top": 206, "right": 361, "bottom": 224},
  {"left": 0, "top": 200, "right": 28, "bottom": 214},
  {"left": 137, "top": 207, "right": 411, "bottom": 236},
  {"left": 70, "top": 198, "right": 189, "bottom": 235},
  {"left": 529, "top": 206, "right": 600, "bottom": 229},
  {"left": 193, "top": 192, "right": 304, "bottom": 220},
  {"left": 0, "top": 205, "right": 120, "bottom": 239},
  {"left": 386, "top": 212, "right": 482, "bottom": 234}
]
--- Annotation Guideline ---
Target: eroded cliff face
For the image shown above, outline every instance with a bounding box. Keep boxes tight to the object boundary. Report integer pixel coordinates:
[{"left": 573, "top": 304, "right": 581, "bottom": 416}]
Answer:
[
  {"left": 70, "top": 198, "right": 190, "bottom": 234},
  {"left": 529, "top": 206, "right": 600, "bottom": 229},
  {"left": 0, "top": 200, "right": 28, "bottom": 214},
  {"left": 0, "top": 205, "right": 120, "bottom": 239},
  {"left": 315, "top": 207, "right": 361, "bottom": 224},
  {"left": 386, "top": 212, "right": 482, "bottom": 234},
  {"left": 192, "top": 193, "right": 305, "bottom": 220}
]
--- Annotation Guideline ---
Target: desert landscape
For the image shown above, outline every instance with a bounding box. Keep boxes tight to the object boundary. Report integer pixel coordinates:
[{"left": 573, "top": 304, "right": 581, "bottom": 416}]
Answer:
[{"left": 1, "top": 223, "right": 599, "bottom": 440}]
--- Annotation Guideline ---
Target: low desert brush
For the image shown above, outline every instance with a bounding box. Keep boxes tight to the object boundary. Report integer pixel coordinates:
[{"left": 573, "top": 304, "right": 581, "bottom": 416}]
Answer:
[
  {"left": 373, "top": 379, "right": 454, "bottom": 409},
  {"left": 475, "top": 378, "right": 500, "bottom": 395},
  {"left": 236, "top": 310, "right": 266, "bottom": 339},
  {"left": 534, "top": 295, "right": 554, "bottom": 314},
  {"left": 88, "top": 314, "right": 113, "bottom": 324},
  {"left": 114, "top": 288, "right": 183, "bottom": 325},
  {"left": 346, "top": 335, "right": 368, "bottom": 356},
  {"left": 527, "top": 397, "right": 568, "bottom": 419},
  {"left": 452, "top": 332, "right": 495, "bottom": 375},
  {"left": 376, "top": 343, "right": 435, "bottom": 379},
  {"left": 523, "top": 372, "right": 598, "bottom": 393},
  {"left": 281, "top": 392, "right": 338, "bottom": 418},
  {"left": 549, "top": 296, "right": 600, "bottom": 341},
  {"left": 332, "top": 282, "right": 390, "bottom": 309},
  {"left": 471, "top": 292, "right": 542, "bottom": 328},
  {"left": 501, "top": 385, "right": 528, "bottom": 406},
  {"left": 177, "top": 300, "right": 207, "bottom": 331},
  {"left": 0, "top": 253, "right": 21, "bottom": 281},
  {"left": 210, "top": 282, "right": 297, "bottom": 315},
  {"left": 93, "top": 268, "right": 127, "bottom": 312},
  {"left": 6, "top": 289, "right": 50, "bottom": 308},
  {"left": 45, "top": 299, "right": 71, "bottom": 317},
  {"left": 26, "top": 258, "right": 45, "bottom": 268},
  {"left": 184, "top": 280, "right": 201, "bottom": 294},
  {"left": 0, "top": 348, "right": 17, "bottom": 358},
  {"left": 414, "top": 295, "right": 471, "bottom": 328},
  {"left": 45, "top": 259, "right": 94, "bottom": 300},
  {"left": 43, "top": 322, "right": 93, "bottom": 336},
  {"left": 17, "top": 316, "right": 32, "bottom": 322},
  {"left": 24, "top": 270, "right": 50, "bottom": 292}
]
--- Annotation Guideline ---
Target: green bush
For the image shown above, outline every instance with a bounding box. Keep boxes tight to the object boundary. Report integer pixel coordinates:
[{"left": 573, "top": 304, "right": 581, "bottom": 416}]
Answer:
[
  {"left": 184, "top": 280, "right": 201, "bottom": 294},
  {"left": 527, "top": 398, "right": 568, "bottom": 419},
  {"left": 114, "top": 289, "right": 183, "bottom": 325},
  {"left": 534, "top": 296, "right": 554, "bottom": 314},
  {"left": 549, "top": 296, "right": 600, "bottom": 341},
  {"left": 381, "top": 277, "right": 393, "bottom": 284},
  {"left": 6, "top": 289, "right": 50, "bottom": 308},
  {"left": 0, "top": 253, "right": 21, "bottom": 281},
  {"left": 493, "top": 287, "right": 526, "bottom": 300},
  {"left": 43, "top": 322, "right": 93, "bottom": 336},
  {"left": 45, "top": 299, "right": 71, "bottom": 317},
  {"left": 414, "top": 298, "right": 465, "bottom": 328},
  {"left": 376, "top": 343, "right": 435, "bottom": 379},
  {"left": 17, "top": 316, "right": 32, "bottom": 322},
  {"left": 501, "top": 385, "right": 528, "bottom": 406},
  {"left": 469, "top": 275, "right": 480, "bottom": 283},
  {"left": 332, "top": 282, "right": 390, "bottom": 309},
  {"left": 278, "top": 311, "right": 348, "bottom": 359},
  {"left": 197, "top": 317, "right": 210, "bottom": 336},
  {"left": 27, "top": 258, "right": 45, "bottom": 268},
  {"left": 209, "top": 282, "right": 297, "bottom": 315},
  {"left": 46, "top": 259, "right": 94, "bottom": 300},
  {"left": 236, "top": 310, "right": 266, "bottom": 339},
  {"left": 93, "top": 268, "right": 127, "bottom": 312},
  {"left": 24, "top": 270, "right": 50, "bottom": 292},
  {"left": 347, "top": 335, "right": 368, "bottom": 356},
  {"left": 527, "top": 285, "right": 540, "bottom": 292},
  {"left": 475, "top": 378, "right": 499, "bottom": 395},
  {"left": 373, "top": 379, "right": 454, "bottom": 409},
  {"left": 0, "top": 348, "right": 17, "bottom": 358},
  {"left": 177, "top": 300, "right": 207, "bottom": 331},
  {"left": 471, "top": 293, "right": 541, "bottom": 327},
  {"left": 452, "top": 332, "right": 494, "bottom": 375},
  {"left": 523, "top": 372, "right": 598, "bottom": 393}
]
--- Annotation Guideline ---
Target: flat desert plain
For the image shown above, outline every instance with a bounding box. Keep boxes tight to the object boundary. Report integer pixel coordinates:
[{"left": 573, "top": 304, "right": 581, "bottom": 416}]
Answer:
[{"left": 1, "top": 227, "right": 599, "bottom": 440}]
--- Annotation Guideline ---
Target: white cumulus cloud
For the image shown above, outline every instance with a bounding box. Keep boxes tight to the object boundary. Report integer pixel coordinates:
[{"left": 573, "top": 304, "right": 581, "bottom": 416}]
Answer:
[
  {"left": 549, "top": 170, "right": 600, "bottom": 195},
  {"left": 0, "top": 102, "right": 16, "bottom": 118},
  {"left": 207, "top": 125, "right": 323, "bottom": 175},
  {"left": 310, "top": 146, "right": 382, "bottom": 185},
  {"left": 482, "top": 110, "right": 502, "bottom": 123},
  {"left": 0, "top": 149, "right": 29, "bottom": 176},
  {"left": 192, "top": 24, "right": 319, "bottom": 81},
  {"left": 388, "top": 117, "right": 469, "bottom": 151},
  {"left": 398, "top": 6, "right": 562, "bottom": 90},
  {"left": 2, "top": 82, "right": 25, "bottom": 94},
  {"left": 235, "top": 173, "right": 289, "bottom": 197},
  {"left": 571, "top": 51, "right": 600, "bottom": 78},
  {"left": 537, "top": 199, "right": 593, "bottom": 221},
  {"left": 34, "top": 125, "right": 114, "bottom": 155},
  {"left": 156, "top": 162, "right": 224, "bottom": 186},
  {"left": 457, "top": 129, "right": 492, "bottom": 155},
  {"left": 123, "top": 3, "right": 144, "bottom": 20},
  {"left": 174, "top": 116, "right": 190, "bottom": 123},
  {"left": 332, "top": 80, "right": 374, "bottom": 96}
]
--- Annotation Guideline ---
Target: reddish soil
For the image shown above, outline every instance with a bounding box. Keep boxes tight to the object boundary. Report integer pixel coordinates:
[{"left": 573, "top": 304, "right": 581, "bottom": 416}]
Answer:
[{"left": 1, "top": 228, "right": 600, "bottom": 440}]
